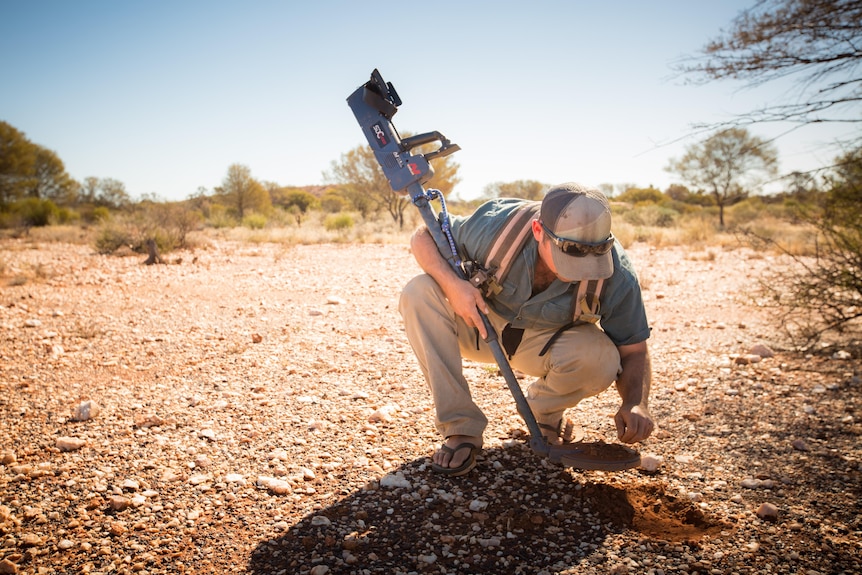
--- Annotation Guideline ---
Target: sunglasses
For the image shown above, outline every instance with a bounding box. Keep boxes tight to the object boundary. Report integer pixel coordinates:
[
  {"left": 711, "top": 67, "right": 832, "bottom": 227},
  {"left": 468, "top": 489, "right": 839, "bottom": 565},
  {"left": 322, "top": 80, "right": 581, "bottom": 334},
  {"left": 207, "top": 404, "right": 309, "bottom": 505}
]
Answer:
[{"left": 540, "top": 221, "right": 615, "bottom": 256}]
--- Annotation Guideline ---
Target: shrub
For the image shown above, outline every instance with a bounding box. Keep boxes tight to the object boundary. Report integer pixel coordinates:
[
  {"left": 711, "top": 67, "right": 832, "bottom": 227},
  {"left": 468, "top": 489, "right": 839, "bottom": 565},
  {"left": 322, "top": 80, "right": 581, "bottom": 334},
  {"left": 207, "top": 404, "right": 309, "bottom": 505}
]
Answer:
[
  {"left": 616, "top": 186, "right": 665, "bottom": 204},
  {"left": 92, "top": 206, "right": 111, "bottom": 222},
  {"left": 620, "top": 204, "right": 678, "bottom": 228},
  {"left": 324, "top": 213, "right": 354, "bottom": 231},
  {"left": 320, "top": 190, "right": 350, "bottom": 213},
  {"left": 242, "top": 213, "right": 268, "bottom": 229},
  {"left": 93, "top": 202, "right": 204, "bottom": 257},
  {"left": 94, "top": 224, "right": 134, "bottom": 254},
  {"left": 11, "top": 198, "right": 59, "bottom": 227},
  {"left": 753, "top": 146, "right": 862, "bottom": 347}
]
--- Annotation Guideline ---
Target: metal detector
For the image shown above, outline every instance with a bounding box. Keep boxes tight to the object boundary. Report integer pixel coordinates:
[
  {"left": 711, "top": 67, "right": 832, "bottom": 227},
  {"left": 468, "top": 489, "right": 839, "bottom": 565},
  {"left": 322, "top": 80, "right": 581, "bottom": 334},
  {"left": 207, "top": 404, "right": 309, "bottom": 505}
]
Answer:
[{"left": 346, "top": 70, "right": 639, "bottom": 471}]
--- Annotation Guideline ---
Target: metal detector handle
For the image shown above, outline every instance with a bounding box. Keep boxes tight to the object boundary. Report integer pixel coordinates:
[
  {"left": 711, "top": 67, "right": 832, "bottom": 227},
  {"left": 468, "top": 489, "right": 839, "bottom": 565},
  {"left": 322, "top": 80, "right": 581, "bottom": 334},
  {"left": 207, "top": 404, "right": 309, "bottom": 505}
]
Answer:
[
  {"left": 405, "top": 182, "right": 549, "bottom": 456},
  {"left": 401, "top": 132, "right": 461, "bottom": 162}
]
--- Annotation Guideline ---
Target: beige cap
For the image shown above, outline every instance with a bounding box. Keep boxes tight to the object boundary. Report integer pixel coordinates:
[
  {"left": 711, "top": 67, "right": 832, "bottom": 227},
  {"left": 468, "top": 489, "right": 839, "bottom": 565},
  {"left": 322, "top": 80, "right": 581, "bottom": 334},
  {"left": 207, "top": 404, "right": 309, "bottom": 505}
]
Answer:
[{"left": 539, "top": 182, "right": 614, "bottom": 281}]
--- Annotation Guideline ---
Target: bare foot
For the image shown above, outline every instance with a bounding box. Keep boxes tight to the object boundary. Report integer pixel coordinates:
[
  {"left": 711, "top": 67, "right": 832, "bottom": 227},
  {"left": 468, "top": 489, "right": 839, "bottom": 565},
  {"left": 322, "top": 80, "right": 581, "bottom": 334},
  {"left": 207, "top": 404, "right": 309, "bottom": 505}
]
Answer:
[{"left": 432, "top": 435, "right": 482, "bottom": 470}]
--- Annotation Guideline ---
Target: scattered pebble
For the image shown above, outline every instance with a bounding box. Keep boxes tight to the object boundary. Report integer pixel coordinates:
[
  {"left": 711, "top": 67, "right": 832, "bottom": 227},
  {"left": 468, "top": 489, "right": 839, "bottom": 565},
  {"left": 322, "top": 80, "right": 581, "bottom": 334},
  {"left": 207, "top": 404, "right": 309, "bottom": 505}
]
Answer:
[
  {"left": 71, "top": 400, "right": 100, "bottom": 421},
  {"left": 55, "top": 437, "right": 86, "bottom": 451},
  {"left": 380, "top": 472, "right": 411, "bottom": 489},
  {"left": 792, "top": 438, "right": 811, "bottom": 451},
  {"left": 639, "top": 454, "right": 664, "bottom": 472},
  {"left": 257, "top": 476, "right": 292, "bottom": 495},
  {"left": 756, "top": 502, "right": 779, "bottom": 521},
  {"left": 749, "top": 343, "right": 775, "bottom": 358}
]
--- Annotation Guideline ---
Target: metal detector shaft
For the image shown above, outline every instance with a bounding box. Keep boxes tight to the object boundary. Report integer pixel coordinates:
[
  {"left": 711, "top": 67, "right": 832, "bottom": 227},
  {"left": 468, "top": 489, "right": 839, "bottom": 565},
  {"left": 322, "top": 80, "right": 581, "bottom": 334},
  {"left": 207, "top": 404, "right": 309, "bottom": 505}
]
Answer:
[{"left": 405, "top": 182, "right": 550, "bottom": 457}]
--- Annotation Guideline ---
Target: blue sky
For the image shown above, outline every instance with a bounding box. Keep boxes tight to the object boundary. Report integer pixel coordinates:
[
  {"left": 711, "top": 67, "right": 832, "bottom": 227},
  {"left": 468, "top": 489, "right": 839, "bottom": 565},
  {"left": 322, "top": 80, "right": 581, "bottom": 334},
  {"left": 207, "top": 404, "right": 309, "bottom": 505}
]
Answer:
[{"left": 0, "top": 1, "right": 851, "bottom": 201}]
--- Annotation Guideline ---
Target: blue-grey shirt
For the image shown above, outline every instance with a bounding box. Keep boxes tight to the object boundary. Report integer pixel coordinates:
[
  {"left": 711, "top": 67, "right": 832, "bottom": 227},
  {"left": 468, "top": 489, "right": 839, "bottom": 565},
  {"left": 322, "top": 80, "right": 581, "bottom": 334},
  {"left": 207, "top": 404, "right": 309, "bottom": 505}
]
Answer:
[{"left": 450, "top": 198, "right": 650, "bottom": 346}]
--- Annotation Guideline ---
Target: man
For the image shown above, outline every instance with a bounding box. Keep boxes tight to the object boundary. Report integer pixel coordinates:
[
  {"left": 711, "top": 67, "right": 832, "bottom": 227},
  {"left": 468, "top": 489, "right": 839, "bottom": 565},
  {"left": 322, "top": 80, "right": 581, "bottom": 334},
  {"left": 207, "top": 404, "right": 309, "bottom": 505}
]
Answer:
[{"left": 399, "top": 182, "right": 654, "bottom": 476}]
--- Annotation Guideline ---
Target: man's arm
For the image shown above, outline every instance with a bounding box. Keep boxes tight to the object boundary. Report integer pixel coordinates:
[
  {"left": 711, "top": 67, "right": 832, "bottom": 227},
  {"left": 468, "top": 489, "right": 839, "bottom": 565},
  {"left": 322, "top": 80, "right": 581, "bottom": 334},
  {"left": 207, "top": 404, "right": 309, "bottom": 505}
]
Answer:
[
  {"left": 410, "top": 225, "right": 490, "bottom": 339},
  {"left": 613, "top": 340, "right": 655, "bottom": 443}
]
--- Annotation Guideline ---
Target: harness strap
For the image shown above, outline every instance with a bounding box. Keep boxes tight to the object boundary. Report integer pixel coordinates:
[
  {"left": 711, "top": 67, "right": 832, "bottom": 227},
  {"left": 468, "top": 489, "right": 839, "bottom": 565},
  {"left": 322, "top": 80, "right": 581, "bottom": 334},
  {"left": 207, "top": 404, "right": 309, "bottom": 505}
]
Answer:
[
  {"left": 538, "top": 277, "right": 607, "bottom": 357},
  {"left": 482, "top": 202, "right": 541, "bottom": 292},
  {"left": 575, "top": 278, "right": 604, "bottom": 324}
]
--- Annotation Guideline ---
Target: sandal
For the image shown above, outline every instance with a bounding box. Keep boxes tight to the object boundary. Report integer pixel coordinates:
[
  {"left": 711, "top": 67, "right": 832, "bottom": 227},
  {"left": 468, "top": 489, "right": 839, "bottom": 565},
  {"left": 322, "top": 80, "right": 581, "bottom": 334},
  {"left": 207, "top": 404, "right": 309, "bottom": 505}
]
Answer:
[
  {"left": 430, "top": 442, "right": 480, "bottom": 476},
  {"left": 538, "top": 418, "right": 585, "bottom": 445}
]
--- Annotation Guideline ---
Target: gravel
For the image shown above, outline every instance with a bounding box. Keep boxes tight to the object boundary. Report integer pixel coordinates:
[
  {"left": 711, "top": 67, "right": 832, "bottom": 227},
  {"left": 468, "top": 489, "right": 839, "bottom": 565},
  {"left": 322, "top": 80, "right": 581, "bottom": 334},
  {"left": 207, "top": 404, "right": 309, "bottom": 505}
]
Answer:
[{"left": 1, "top": 237, "right": 860, "bottom": 574}]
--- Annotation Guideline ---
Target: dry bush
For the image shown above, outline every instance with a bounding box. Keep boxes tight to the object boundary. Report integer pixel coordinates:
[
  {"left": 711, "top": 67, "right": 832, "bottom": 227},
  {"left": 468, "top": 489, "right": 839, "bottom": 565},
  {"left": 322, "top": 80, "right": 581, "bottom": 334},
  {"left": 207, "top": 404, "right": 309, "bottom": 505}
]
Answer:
[
  {"left": 26, "top": 225, "right": 95, "bottom": 245},
  {"left": 94, "top": 203, "right": 203, "bottom": 256},
  {"left": 210, "top": 212, "right": 413, "bottom": 246}
]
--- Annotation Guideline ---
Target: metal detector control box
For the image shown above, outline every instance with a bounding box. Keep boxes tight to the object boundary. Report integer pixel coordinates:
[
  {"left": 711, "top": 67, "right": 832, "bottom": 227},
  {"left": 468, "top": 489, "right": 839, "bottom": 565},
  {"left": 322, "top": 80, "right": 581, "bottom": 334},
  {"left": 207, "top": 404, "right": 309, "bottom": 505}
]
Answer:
[{"left": 346, "top": 69, "right": 460, "bottom": 193}]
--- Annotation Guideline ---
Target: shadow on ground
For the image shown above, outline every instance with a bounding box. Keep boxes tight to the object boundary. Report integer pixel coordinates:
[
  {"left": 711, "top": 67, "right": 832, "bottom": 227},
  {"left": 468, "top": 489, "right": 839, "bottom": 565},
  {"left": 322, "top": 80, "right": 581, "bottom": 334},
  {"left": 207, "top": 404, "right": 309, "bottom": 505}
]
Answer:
[{"left": 248, "top": 445, "right": 726, "bottom": 574}]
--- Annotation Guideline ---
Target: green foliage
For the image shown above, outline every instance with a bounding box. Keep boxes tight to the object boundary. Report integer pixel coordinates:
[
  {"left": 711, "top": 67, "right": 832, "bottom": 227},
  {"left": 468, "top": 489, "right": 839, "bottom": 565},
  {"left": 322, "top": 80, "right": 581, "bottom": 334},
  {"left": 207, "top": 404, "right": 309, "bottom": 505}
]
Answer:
[
  {"left": 206, "top": 204, "right": 236, "bottom": 228},
  {"left": 320, "top": 188, "right": 350, "bottom": 213},
  {"left": 282, "top": 189, "right": 319, "bottom": 212},
  {"left": 273, "top": 189, "right": 319, "bottom": 225},
  {"left": 666, "top": 184, "right": 715, "bottom": 206},
  {"left": 242, "top": 213, "right": 268, "bottom": 229},
  {"left": 94, "top": 224, "right": 134, "bottom": 254},
  {"left": 92, "top": 206, "right": 111, "bottom": 222},
  {"left": 54, "top": 206, "right": 78, "bottom": 225},
  {"left": 9, "top": 197, "right": 59, "bottom": 227},
  {"left": 620, "top": 203, "right": 678, "bottom": 228},
  {"left": 726, "top": 196, "right": 791, "bottom": 226},
  {"left": 1, "top": 122, "right": 79, "bottom": 207},
  {"left": 324, "top": 213, "right": 354, "bottom": 232},
  {"left": 0, "top": 122, "right": 38, "bottom": 205},
  {"left": 615, "top": 186, "right": 665, "bottom": 204}
]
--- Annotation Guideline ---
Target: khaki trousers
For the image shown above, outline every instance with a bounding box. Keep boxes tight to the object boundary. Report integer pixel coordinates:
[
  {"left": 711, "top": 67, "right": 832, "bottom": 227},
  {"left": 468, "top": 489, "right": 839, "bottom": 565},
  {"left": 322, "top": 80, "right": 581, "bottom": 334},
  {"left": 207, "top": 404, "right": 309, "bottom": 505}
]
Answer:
[{"left": 399, "top": 274, "right": 621, "bottom": 439}]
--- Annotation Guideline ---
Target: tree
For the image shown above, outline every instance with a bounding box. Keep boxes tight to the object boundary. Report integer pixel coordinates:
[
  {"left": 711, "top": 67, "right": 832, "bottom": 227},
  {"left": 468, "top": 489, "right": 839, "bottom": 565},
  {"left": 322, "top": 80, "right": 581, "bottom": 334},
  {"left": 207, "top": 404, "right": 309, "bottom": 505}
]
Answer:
[
  {"left": 675, "top": 0, "right": 861, "bottom": 156},
  {"left": 79, "top": 176, "right": 100, "bottom": 203},
  {"left": 0, "top": 122, "right": 79, "bottom": 207},
  {"left": 30, "top": 147, "right": 78, "bottom": 205},
  {"left": 96, "top": 178, "right": 132, "bottom": 209},
  {"left": 273, "top": 187, "right": 319, "bottom": 225},
  {"left": 326, "top": 147, "right": 390, "bottom": 219},
  {"left": 216, "top": 163, "right": 271, "bottom": 219},
  {"left": 0, "top": 122, "right": 37, "bottom": 205},
  {"left": 666, "top": 127, "right": 778, "bottom": 227},
  {"left": 481, "top": 180, "right": 547, "bottom": 200}
]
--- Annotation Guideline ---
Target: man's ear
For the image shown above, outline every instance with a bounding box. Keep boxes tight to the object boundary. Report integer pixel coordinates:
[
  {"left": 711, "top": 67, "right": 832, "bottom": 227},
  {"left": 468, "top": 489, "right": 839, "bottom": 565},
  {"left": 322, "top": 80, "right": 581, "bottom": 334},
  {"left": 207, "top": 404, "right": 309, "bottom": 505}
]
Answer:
[{"left": 531, "top": 219, "right": 544, "bottom": 241}]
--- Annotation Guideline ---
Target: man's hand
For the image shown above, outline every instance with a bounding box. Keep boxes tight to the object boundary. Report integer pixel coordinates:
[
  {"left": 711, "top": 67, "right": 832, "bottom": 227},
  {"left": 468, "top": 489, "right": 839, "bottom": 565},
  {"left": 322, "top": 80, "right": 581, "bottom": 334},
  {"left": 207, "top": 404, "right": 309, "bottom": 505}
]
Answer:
[
  {"left": 443, "top": 281, "right": 490, "bottom": 340},
  {"left": 613, "top": 341, "right": 654, "bottom": 444},
  {"left": 614, "top": 403, "right": 654, "bottom": 444},
  {"left": 410, "top": 225, "right": 490, "bottom": 339}
]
